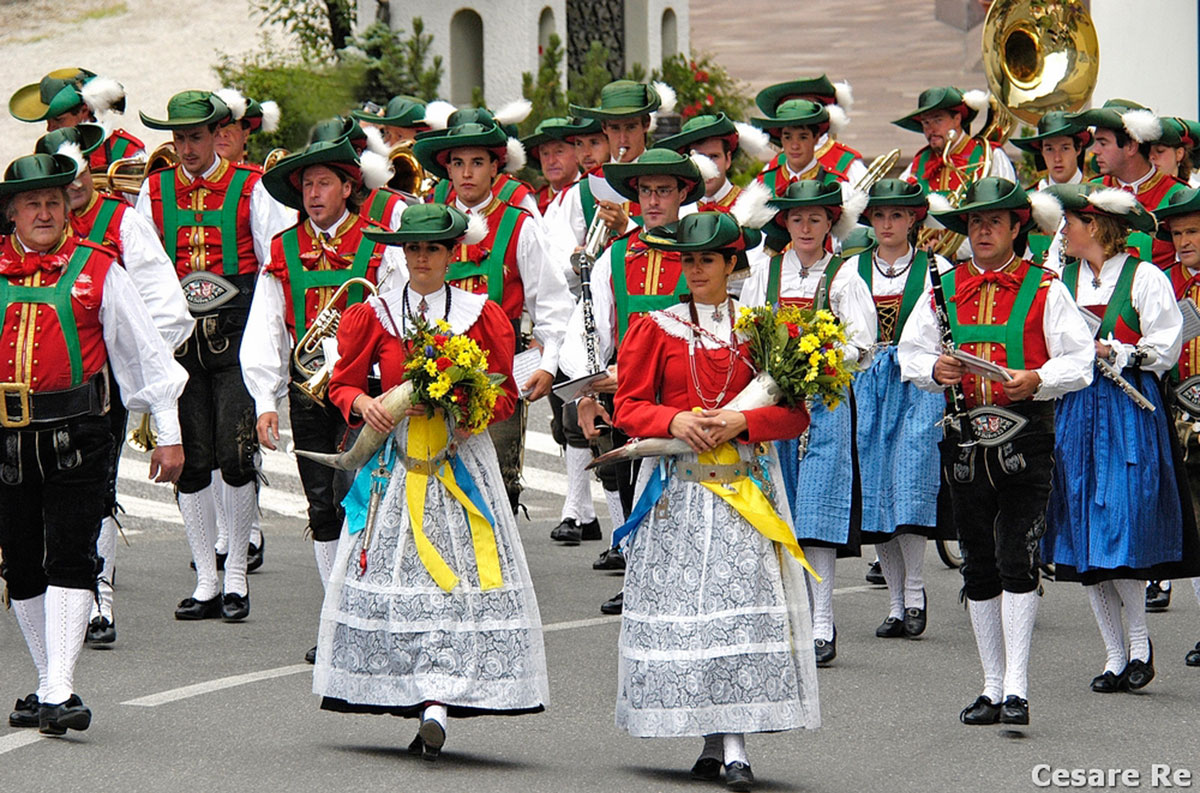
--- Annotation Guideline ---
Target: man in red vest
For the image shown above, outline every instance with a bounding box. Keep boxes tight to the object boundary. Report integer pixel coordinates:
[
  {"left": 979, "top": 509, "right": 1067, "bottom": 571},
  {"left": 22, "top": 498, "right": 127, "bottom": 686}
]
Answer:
[{"left": 895, "top": 87, "right": 1017, "bottom": 195}]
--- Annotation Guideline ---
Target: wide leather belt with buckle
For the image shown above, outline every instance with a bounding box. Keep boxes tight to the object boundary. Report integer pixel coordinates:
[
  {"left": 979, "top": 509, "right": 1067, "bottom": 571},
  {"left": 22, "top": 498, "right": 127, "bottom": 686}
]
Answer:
[
  {"left": 180, "top": 271, "right": 253, "bottom": 316},
  {"left": 0, "top": 368, "right": 109, "bottom": 429},
  {"left": 674, "top": 460, "right": 763, "bottom": 484},
  {"left": 399, "top": 446, "right": 458, "bottom": 475},
  {"left": 1175, "top": 375, "right": 1200, "bottom": 417},
  {"left": 964, "top": 405, "right": 1029, "bottom": 447}
]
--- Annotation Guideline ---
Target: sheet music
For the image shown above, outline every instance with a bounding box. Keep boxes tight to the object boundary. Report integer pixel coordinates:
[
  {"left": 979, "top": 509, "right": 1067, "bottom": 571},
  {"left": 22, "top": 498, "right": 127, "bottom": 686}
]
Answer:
[
  {"left": 951, "top": 349, "right": 1014, "bottom": 383},
  {"left": 512, "top": 348, "right": 543, "bottom": 399}
]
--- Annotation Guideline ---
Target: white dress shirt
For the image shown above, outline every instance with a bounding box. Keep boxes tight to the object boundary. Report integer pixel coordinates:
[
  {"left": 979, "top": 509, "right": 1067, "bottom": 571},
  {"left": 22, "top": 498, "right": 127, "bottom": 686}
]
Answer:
[{"left": 108, "top": 203, "right": 195, "bottom": 348}]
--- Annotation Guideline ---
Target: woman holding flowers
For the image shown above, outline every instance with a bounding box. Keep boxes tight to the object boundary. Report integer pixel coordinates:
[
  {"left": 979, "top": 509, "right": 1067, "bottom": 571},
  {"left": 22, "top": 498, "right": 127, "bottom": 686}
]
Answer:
[
  {"left": 740, "top": 180, "right": 876, "bottom": 667},
  {"left": 613, "top": 212, "right": 823, "bottom": 792},
  {"left": 312, "top": 204, "right": 548, "bottom": 761}
]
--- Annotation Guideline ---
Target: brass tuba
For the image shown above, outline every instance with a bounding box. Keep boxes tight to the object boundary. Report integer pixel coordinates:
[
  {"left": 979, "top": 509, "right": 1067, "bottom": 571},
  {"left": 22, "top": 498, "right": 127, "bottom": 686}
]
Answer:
[
  {"left": 292, "top": 277, "right": 379, "bottom": 405},
  {"left": 388, "top": 141, "right": 431, "bottom": 198},
  {"left": 126, "top": 413, "right": 157, "bottom": 452},
  {"left": 853, "top": 148, "right": 902, "bottom": 192},
  {"left": 263, "top": 148, "right": 290, "bottom": 170},
  {"left": 98, "top": 142, "right": 179, "bottom": 194}
]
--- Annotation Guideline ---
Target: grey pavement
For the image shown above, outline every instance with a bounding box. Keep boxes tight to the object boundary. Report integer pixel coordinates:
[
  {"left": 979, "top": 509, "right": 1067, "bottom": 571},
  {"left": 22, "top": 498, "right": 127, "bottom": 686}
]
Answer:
[{"left": 2, "top": 399, "right": 1199, "bottom": 792}]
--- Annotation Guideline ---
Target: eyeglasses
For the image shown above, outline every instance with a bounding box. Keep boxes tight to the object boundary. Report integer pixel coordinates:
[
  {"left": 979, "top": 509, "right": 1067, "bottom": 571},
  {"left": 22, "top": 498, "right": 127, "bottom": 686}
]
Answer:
[{"left": 637, "top": 185, "right": 682, "bottom": 199}]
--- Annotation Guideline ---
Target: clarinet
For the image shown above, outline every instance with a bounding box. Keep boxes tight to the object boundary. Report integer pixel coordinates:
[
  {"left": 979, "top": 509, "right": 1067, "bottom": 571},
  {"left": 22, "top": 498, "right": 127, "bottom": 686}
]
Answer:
[{"left": 926, "top": 257, "right": 978, "bottom": 447}]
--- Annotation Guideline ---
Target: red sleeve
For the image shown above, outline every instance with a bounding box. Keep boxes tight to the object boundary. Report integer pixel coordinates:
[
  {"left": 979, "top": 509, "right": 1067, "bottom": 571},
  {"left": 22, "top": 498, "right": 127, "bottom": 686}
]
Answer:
[
  {"left": 468, "top": 301, "right": 518, "bottom": 424},
  {"left": 328, "top": 302, "right": 382, "bottom": 425},
  {"left": 741, "top": 401, "right": 809, "bottom": 443},
  {"left": 613, "top": 315, "right": 680, "bottom": 439}
]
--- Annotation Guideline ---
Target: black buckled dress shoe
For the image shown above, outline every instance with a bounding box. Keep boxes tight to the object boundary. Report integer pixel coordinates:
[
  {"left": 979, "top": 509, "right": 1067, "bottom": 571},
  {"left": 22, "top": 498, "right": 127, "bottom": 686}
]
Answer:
[
  {"left": 1145, "top": 581, "right": 1171, "bottom": 612},
  {"left": 903, "top": 595, "right": 927, "bottom": 638},
  {"left": 600, "top": 590, "right": 624, "bottom": 615},
  {"left": 814, "top": 631, "right": 837, "bottom": 667},
  {"left": 1124, "top": 641, "right": 1155, "bottom": 690},
  {"left": 305, "top": 645, "right": 317, "bottom": 665},
  {"left": 999, "top": 695, "right": 1029, "bottom": 725},
  {"left": 221, "top": 593, "right": 250, "bottom": 621},
  {"left": 690, "top": 757, "right": 722, "bottom": 781},
  {"left": 550, "top": 518, "right": 579, "bottom": 543},
  {"left": 1186, "top": 641, "right": 1200, "bottom": 667},
  {"left": 875, "top": 616, "right": 905, "bottom": 638},
  {"left": 593, "top": 547, "right": 626, "bottom": 571},
  {"left": 1090, "top": 670, "right": 1122, "bottom": 693},
  {"left": 86, "top": 615, "right": 116, "bottom": 645},
  {"left": 174, "top": 594, "right": 222, "bottom": 620},
  {"left": 865, "top": 560, "right": 885, "bottom": 585},
  {"left": 725, "top": 761, "right": 755, "bottom": 792},
  {"left": 9, "top": 693, "right": 40, "bottom": 728},
  {"left": 960, "top": 695, "right": 1001, "bottom": 725},
  {"left": 39, "top": 694, "right": 91, "bottom": 735},
  {"left": 418, "top": 717, "right": 445, "bottom": 761},
  {"left": 407, "top": 734, "right": 425, "bottom": 756},
  {"left": 578, "top": 518, "right": 602, "bottom": 541},
  {"left": 247, "top": 536, "right": 264, "bottom": 573}
]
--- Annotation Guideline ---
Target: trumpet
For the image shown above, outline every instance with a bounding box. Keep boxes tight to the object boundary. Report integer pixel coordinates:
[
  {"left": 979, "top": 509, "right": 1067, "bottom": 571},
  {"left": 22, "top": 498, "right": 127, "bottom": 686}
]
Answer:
[
  {"left": 98, "top": 142, "right": 179, "bottom": 194},
  {"left": 127, "top": 413, "right": 157, "bottom": 452},
  {"left": 853, "top": 148, "right": 901, "bottom": 192},
  {"left": 263, "top": 148, "right": 290, "bottom": 170},
  {"left": 389, "top": 141, "right": 432, "bottom": 199},
  {"left": 293, "top": 277, "right": 379, "bottom": 404}
]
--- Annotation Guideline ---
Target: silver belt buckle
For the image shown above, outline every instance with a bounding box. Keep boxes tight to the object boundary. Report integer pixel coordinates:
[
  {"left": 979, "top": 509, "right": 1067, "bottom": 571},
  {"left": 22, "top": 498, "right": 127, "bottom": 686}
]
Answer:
[
  {"left": 968, "top": 406, "right": 1029, "bottom": 447},
  {"left": 181, "top": 271, "right": 241, "bottom": 315}
]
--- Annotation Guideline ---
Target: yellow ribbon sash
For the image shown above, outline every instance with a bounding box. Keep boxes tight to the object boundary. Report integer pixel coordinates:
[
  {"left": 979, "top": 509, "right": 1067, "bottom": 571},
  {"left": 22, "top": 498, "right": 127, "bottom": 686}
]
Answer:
[
  {"left": 404, "top": 414, "right": 503, "bottom": 592},
  {"left": 697, "top": 442, "right": 819, "bottom": 580}
]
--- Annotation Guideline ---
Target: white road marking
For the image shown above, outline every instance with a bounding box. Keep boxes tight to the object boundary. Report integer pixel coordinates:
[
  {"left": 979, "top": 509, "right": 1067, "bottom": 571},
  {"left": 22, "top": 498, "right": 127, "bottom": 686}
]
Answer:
[
  {"left": 525, "top": 429, "right": 563, "bottom": 457},
  {"left": 0, "top": 732, "right": 44, "bottom": 755},
  {"left": 521, "top": 465, "right": 605, "bottom": 501},
  {"left": 543, "top": 614, "right": 620, "bottom": 633},
  {"left": 121, "top": 664, "right": 313, "bottom": 707},
  {"left": 118, "top": 457, "right": 308, "bottom": 520}
]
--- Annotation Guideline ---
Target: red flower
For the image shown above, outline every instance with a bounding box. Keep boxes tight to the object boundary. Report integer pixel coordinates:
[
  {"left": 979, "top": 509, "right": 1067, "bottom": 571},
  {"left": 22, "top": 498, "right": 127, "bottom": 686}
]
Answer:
[
  {"left": 786, "top": 323, "right": 799, "bottom": 338},
  {"left": 436, "top": 357, "right": 453, "bottom": 371},
  {"left": 693, "top": 70, "right": 709, "bottom": 83},
  {"left": 433, "top": 334, "right": 449, "bottom": 346},
  {"left": 681, "top": 105, "right": 698, "bottom": 119},
  {"left": 824, "top": 365, "right": 837, "bottom": 376},
  {"left": 689, "top": 60, "right": 698, "bottom": 70},
  {"left": 705, "top": 93, "right": 714, "bottom": 106},
  {"left": 454, "top": 387, "right": 468, "bottom": 405}
]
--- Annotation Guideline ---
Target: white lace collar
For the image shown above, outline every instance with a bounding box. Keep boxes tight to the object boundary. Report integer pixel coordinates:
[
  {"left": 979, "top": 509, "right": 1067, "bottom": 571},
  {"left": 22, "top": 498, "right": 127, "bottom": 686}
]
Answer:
[
  {"left": 650, "top": 299, "right": 746, "bottom": 348},
  {"left": 369, "top": 283, "right": 487, "bottom": 337}
]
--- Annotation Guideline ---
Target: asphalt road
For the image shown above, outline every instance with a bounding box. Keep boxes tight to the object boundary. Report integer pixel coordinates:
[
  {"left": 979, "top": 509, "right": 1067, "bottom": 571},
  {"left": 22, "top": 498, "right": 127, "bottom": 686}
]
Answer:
[{"left": 2, "top": 399, "right": 1199, "bottom": 793}]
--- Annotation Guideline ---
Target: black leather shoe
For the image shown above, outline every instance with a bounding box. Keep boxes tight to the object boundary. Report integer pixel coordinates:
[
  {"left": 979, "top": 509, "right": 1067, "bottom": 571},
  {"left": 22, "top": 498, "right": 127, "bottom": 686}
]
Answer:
[
  {"left": 600, "top": 591, "right": 624, "bottom": 615},
  {"left": 221, "top": 593, "right": 250, "bottom": 621},
  {"left": 960, "top": 695, "right": 1001, "bottom": 725},
  {"left": 999, "top": 695, "right": 1029, "bottom": 725},
  {"left": 85, "top": 616, "right": 116, "bottom": 645},
  {"left": 1145, "top": 581, "right": 1171, "bottom": 612},
  {"left": 903, "top": 592, "right": 927, "bottom": 637},
  {"left": 1186, "top": 641, "right": 1200, "bottom": 667},
  {"left": 418, "top": 717, "right": 445, "bottom": 761},
  {"left": 865, "top": 560, "right": 885, "bottom": 585},
  {"left": 9, "top": 694, "right": 39, "bottom": 728},
  {"left": 814, "top": 630, "right": 837, "bottom": 667},
  {"left": 1124, "top": 641, "right": 1155, "bottom": 690},
  {"left": 39, "top": 694, "right": 91, "bottom": 735},
  {"left": 247, "top": 536, "right": 264, "bottom": 573},
  {"left": 407, "top": 734, "right": 425, "bottom": 755},
  {"left": 875, "top": 616, "right": 905, "bottom": 638},
  {"left": 174, "top": 594, "right": 222, "bottom": 620},
  {"left": 725, "top": 761, "right": 755, "bottom": 792},
  {"left": 1090, "top": 670, "right": 1122, "bottom": 693},
  {"left": 690, "top": 757, "right": 722, "bottom": 781},
  {"left": 305, "top": 645, "right": 317, "bottom": 665},
  {"left": 593, "top": 547, "right": 626, "bottom": 571},
  {"left": 551, "top": 519, "right": 583, "bottom": 545},
  {"left": 578, "top": 518, "right": 602, "bottom": 541}
]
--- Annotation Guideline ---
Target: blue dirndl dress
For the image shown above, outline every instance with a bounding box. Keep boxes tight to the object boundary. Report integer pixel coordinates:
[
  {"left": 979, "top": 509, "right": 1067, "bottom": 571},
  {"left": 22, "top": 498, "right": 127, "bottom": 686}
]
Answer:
[{"left": 778, "top": 387, "right": 858, "bottom": 550}]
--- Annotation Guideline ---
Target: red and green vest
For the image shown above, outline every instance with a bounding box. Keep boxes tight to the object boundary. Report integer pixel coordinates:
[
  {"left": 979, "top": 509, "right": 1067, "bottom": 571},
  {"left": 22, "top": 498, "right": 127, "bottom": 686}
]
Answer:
[
  {"left": 1094, "top": 171, "right": 1188, "bottom": 268},
  {"left": 608, "top": 231, "right": 686, "bottom": 343},
  {"left": 1169, "top": 263, "right": 1200, "bottom": 380},
  {"left": 1060, "top": 257, "right": 1143, "bottom": 346},
  {"left": 765, "top": 253, "right": 846, "bottom": 310},
  {"left": 433, "top": 172, "right": 535, "bottom": 212},
  {"left": 362, "top": 187, "right": 405, "bottom": 229},
  {"left": 756, "top": 158, "right": 841, "bottom": 197},
  {"left": 907, "top": 137, "right": 993, "bottom": 195},
  {"left": 70, "top": 192, "right": 129, "bottom": 259},
  {"left": 445, "top": 197, "right": 531, "bottom": 320},
  {"left": 856, "top": 250, "right": 929, "bottom": 343},
  {"left": 87, "top": 128, "right": 145, "bottom": 172}
]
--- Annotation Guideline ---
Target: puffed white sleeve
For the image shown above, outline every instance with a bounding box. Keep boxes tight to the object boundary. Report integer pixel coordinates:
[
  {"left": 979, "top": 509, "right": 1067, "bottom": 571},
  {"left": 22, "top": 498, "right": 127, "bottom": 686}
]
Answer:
[
  {"left": 250, "top": 181, "right": 296, "bottom": 266},
  {"left": 988, "top": 147, "right": 1018, "bottom": 183},
  {"left": 829, "top": 266, "right": 878, "bottom": 364},
  {"left": 375, "top": 245, "right": 409, "bottom": 294},
  {"left": 845, "top": 158, "right": 869, "bottom": 186},
  {"left": 1033, "top": 279, "right": 1095, "bottom": 399},
  {"left": 739, "top": 256, "right": 770, "bottom": 307},
  {"left": 239, "top": 272, "right": 291, "bottom": 416},
  {"left": 559, "top": 248, "right": 616, "bottom": 380},
  {"left": 117, "top": 209, "right": 194, "bottom": 348},
  {"left": 516, "top": 220, "right": 573, "bottom": 375},
  {"left": 99, "top": 264, "right": 188, "bottom": 445},
  {"left": 1112, "top": 260, "right": 1183, "bottom": 375},
  {"left": 897, "top": 289, "right": 945, "bottom": 393},
  {"left": 134, "top": 181, "right": 154, "bottom": 227}
]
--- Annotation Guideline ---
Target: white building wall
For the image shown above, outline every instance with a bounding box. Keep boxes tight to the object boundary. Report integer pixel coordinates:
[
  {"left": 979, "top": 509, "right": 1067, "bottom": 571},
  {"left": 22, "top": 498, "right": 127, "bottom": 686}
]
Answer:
[
  {"left": 1091, "top": 0, "right": 1198, "bottom": 118},
  {"left": 624, "top": 0, "right": 690, "bottom": 73}
]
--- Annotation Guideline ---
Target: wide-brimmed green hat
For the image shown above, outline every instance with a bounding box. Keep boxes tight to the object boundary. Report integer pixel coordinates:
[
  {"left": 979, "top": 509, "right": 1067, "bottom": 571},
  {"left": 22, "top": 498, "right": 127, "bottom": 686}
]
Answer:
[
  {"left": 892, "top": 86, "right": 983, "bottom": 133},
  {"left": 569, "top": 80, "right": 661, "bottom": 121},
  {"left": 750, "top": 99, "right": 830, "bottom": 143},
  {"left": 364, "top": 203, "right": 471, "bottom": 246},
  {"left": 260, "top": 139, "right": 361, "bottom": 211},
  {"left": 241, "top": 98, "right": 280, "bottom": 134},
  {"left": 1037, "top": 183, "right": 1156, "bottom": 234},
  {"left": 35, "top": 123, "right": 106, "bottom": 158},
  {"left": 1010, "top": 110, "right": 1093, "bottom": 153},
  {"left": 140, "top": 90, "right": 231, "bottom": 130},
  {"left": 1067, "top": 99, "right": 1162, "bottom": 143},
  {"left": 841, "top": 226, "right": 878, "bottom": 257},
  {"left": 352, "top": 95, "right": 427, "bottom": 129},
  {"left": 1158, "top": 117, "right": 1200, "bottom": 149},
  {"left": 603, "top": 148, "right": 704, "bottom": 204},
  {"left": 861, "top": 178, "right": 929, "bottom": 223},
  {"left": 309, "top": 116, "right": 363, "bottom": 147},
  {"left": 520, "top": 117, "right": 577, "bottom": 167},
  {"left": 1153, "top": 186, "right": 1200, "bottom": 239},
  {"left": 654, "top": 113, "right": 739, "bottom": 155},
  {"left": 557, "top": 115, "right": 603, "bottom": 140},
  {"left": 641, "top": 212, "right": 760, "bottom": 272},
  {"left": 930, "top": 177, "right": 1033, "bottom": 235},
  {"left": 412, "top": 121, "right": 509, "bottom": 180},
  {"left": 0, "top": 153, "right": 80, "bottom": 198},
  {"left": 9, "top": 68, "right": 107, "bottom": 123},
  {"left": 764, "top": 179, "right": 849, "bottom": 251},
  {"left": 754, "top": 76, "right": 838, "bottom": 116}
]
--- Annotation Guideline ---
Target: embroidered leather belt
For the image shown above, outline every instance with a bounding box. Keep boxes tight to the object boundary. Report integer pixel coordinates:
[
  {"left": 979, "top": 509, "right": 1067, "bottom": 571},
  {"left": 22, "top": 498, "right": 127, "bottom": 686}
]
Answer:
[
  {"left": 1174, "top": 375, "right": 1200, "bottom": 417},
  {"left": 674, "top": 460, "right": 764, "bottom": 484},
  {"left": 398, "top": 445, "right": 458, "bottom": 475},
  {"left": 0, "top": 368, "right": 110, "bottom": 429},
  {"left": 180, "top": 271, "right": 254, "bottom": 316}
]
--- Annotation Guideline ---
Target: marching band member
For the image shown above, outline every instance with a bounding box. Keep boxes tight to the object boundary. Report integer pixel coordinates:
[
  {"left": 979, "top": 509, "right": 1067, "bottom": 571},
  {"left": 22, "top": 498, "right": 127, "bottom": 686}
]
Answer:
[
  {"left": 753, "top": 75, "right": 867, "bottom": 188},
  {"left": 350, "top": 95, "right": 429, "bottom": 147},
  {"left": 898, "top": 177, "right": 1094, "bottom": 726},
  {"left": 307, "top": 116, "right": 407, "bottom": 230},
  {"left": 655, "top": 113, "right": 773, "bottom": 213},
  {"left": 1011, "top": 112, "right": 1094, "bottom": 264},
  {"left": 315, "top": 203, "right": 548, "bottom": 761},
  {"left": 0, "top": 152, "right": 186, "bottom": 734},
  {"left": 1033, "top": 183, "right": 1196, "bottom": 694},
  {"left": 213, "top": 89, "right": 282, "bottom": 165},
  {"left": 612, "top": 212, "right": 819, "bottom": 790},
  {"left": 1151, "top": 117, "right": 1200, "bottom": 189},
  {"left": 520, "top": 117, "right": 582, "bottom": 215},
  {"left": 751, "top": 100, "right": 851, "bottom": 196},
  {"left": 428, "top": 104, "right": 542, "bottom": 219},
  {"left": 740, "top": 180, "right": 876, "bottom": 665},
  {"left": 853, "top": 179, "right": 951, "bottom": 640},
  {"left": 136, "top": 90, "right": 290, "bottom": 621},
  {"left": 242, "top": 136, "right": 405, "bottom": 663},
  {"left": 894, "top": 87, "right": 1016, "bottom": 194}
]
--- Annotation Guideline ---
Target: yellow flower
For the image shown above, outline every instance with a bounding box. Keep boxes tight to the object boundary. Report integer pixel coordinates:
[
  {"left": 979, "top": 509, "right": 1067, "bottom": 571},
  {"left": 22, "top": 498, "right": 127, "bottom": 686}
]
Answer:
[
  {"left": 798, "top": 334, "right": 820, "bottom": 354},
  {"left": 435, "top": 319, "right": 451, "bottom": 333},
  {"left": 456, "top": 352, "right": 474, "bottom": 367},
  {"left": 424, "top": 359, "right": 438, "bottom": 376},
  {"left": 808, "top": 351, "right": 822, "bottom": 367}
]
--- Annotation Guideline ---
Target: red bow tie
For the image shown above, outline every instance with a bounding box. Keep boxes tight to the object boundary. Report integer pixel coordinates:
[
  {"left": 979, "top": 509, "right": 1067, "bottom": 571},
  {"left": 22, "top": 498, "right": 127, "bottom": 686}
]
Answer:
[
  {"left": 0, "top": 249, "right": 69, "bottom": 277},
  {"left": 175, "top": 175, "right": 221, "bottom": 200},
  {"left": 953, "top": 269, "right": 1023, "bottom": 303}
]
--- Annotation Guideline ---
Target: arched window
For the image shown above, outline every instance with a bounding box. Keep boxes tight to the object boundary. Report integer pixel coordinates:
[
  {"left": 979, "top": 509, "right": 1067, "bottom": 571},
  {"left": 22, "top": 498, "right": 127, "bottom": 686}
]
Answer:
[
  {"left": 661, "top": 8, "right": 678, "bottom": 62},
  {"left": 538, "top": 6, "right": 555, "bottom": 56},
  {"left": 450, "top": 9, "right": 485, "bottom": 106}
]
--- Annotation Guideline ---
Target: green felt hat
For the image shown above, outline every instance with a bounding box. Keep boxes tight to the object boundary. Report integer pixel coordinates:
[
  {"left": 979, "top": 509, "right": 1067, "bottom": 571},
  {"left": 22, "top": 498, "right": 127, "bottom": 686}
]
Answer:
[
  {"left": 1153, "top": 186, "right": 1200, "bottom": 239},
  {"left": 569, "top": 80, "right": 661, "bottom": 121},
  {"left": 1010, "top": 110, "right": 1093, "bottom": 153},
  {"left": 840, "top": 226, "right": 878, "bottom": 257},
  {"left": 412, "top": 121, "right": 509, "bottom": 180},
  {"left": 1158, "top": 117, "right": 1200, "bottom": 149},
  {"left": 140, "top": 90, "right": 231, "bottom": 130},
  {"left": 520, "top": 116, "right": 576, "bottom": 166},
  {"left": 443, "top": 107, "right": 521, "bottom": 139},
  {"left": 1039, "top": 182, "right": 1156, "bottom": 234},
  {"left": 9, "top": 68, "right": 101, "bottom": 123},
  {"left": 892, "top": 86, "right": 982, "bottom": 133},
  {"left": 750, "top": 99, "right": 830, "bottom": 143},
  {"left": 641, "top": 212, "right": 760, "bottom": 272},
  {"left": 653, "top": 113, "right": 739, "bottom": 154},
  {"left": 930, "top": 177, "right": 1033, "bottom": 235},
  {"left": 364, "top": 203, "right": 471, "bottom": 246},
  {"left": 861, "top": 178, "right": 929, "bottom": 223},
  {"left": 754, "top": 76, "right": 837, "bottom": 116},
  {"left": 602, "top": 148, "right": 704, "bottom": 204},
  {"left": 352, "top": 95, "right": 427, "bottom": 128},
  {"left": 241, "top": 98, "right": 279, "bottom": 134},
  {"left": 309, "top": 116, "right": 363, "bottom": 147},
  {"left": 765, "top": 179, "right": 849, "bottom": 251},
  {"left": 0, "top": 153, "right": 80, "bottom": 198},
  {"left": 260, "top": 138, "right": 361, "bottom": 211},
  {"left": 1067, "top": 99, "right": 1162, "bottom": 143},
  {"left": 35, "top": 123, "right": 106, "bottom": 157},
  {"left": 557, "top": 115, "right": 604, "bottom": 140}
]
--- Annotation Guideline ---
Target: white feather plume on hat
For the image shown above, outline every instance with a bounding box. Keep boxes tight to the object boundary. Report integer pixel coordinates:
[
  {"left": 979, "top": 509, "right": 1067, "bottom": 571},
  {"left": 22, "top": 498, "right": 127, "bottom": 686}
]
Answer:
[
  {"left": 260, "top": 100, "right": 281, "bottom": 133},
  {"left": 214, "top": 88, "right": 248, "bottom": 121},
  {"left": 833, "top": 81, "right": 854, "bottom": 113},
  {"left": 504, "top": 137, "right": 527, "bottom": 173},
  {"left": 1029, "top": 191, "right": 1065, "bottom": 234},
  {"left": 833, "top": 182, "right": 869, "bottom": 240},
  {"left": 424, "top": 100, "right": 457, "bottom": 131},
  {"left": 362, "top": 124, "right": 391, "bottom": 157},
  {"left": 733, "top": 121, "right": 774, "bottom": 162},
  {"left": 1121, "top": 109, "right": 1162, "bottom": 144},
  {"left": 494, "top": 98, "right": 532, "bottom": 127},
  {"left": 463, "top": 210, "right": 489, "bottom": 245},
  {"left": 55, "top": 141, "right": 86, "bottom": 176},
  {"left": 924, "top": 191, "right": 953, "bottom": 230},
  {"left": 962, "top": 89, "right": 990, "bottom": 113},
  {"left": 1088, "top": 186, "right": 1141, "bottom": 215},
  {"left": 652, "top": 81, "right": 677, "bottom": 115},
  {"left": 81, "top": 76, "right": 125, "bottom": 116},
  {"left": 359, "top": 149, "right": 394, "bottom": 191},
  {"left": 731, "top": 179, "right": 775, "bottom": 230},
  {"left": 827, "top": 104, "right": 849, "bottom": 136},
  {"left": 688, "top": 150, "right": 720, "bottom": 182}
]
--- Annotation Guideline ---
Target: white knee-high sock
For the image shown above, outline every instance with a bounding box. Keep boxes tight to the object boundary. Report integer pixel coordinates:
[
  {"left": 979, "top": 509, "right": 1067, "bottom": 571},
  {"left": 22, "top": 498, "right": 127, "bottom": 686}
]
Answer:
[
  {"left": 178, "top": 487, "right": 219, "bottom": 601},
  {"left": 967, "top": 595, "right": 1004, "bottom": 704},
  {"left": 561, "top": 446, "right": 595, "bottom": 523},
  {"left": 43, "top": 586, "right": 94, "bottom": 704},
  {"left": 12, "top": 595, "right": 49, "bottom": 700},
  {"left": 313, "top": 539, "right": 338, "bottom": 590},
  {"left": 897, "top": 533, "right": 927, "bottom": 609},
  {"left": 722, "top": 733, "right": 748, "bottom": 766},
  {"left": 212, "top": 473, "right": 230, "bottom": 555},
  {"left": 804, "top": 546, "right": 836, "bottom": 641},
  {"left": 1001, "top": 590, "right": 1040, "bottom": 700},
  {"left": 221, "top": 481, "right": 257, "bottom": 596},
  {"left": 1086, "top": 581, "right": 1127, "bottom": 674},
  {"left": 92, "top": 515, "right": 118, "bottom": 621},
  {"left": 1113, "top": 579, "right": 1150, "bottom": 662},
  {"left": 875, "top": 539, "right": 905, "bottom": 619},
  {"left": 604, "top": 488, "right": 626, "bottom": 529},
  {"left": 699, "top": 733, "right": 724, "bottom": 762},
  {"left": 423, "top": 703, "right": 447, "bottom": 727}
]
